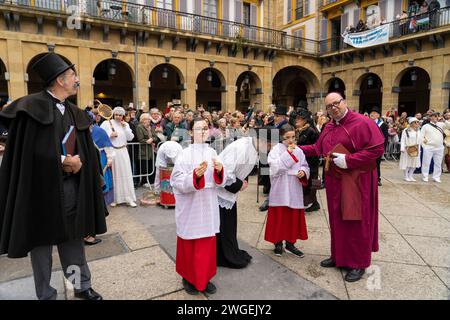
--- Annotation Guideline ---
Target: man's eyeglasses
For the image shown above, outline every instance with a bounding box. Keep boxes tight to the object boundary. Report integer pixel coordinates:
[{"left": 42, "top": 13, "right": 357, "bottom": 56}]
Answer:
[{"left": 325, "top": 99, "right": 343, "bottom": 110}]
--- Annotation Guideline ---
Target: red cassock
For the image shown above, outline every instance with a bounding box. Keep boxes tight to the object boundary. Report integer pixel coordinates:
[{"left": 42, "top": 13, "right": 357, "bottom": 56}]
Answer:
[
  {"left": 300, "top": 111, "right": 385, "bottom": 269},
  {"left": 175, "top": 169, "right": 223, "bottom": 291},
  {"left": 265, "top": 149, "right": 309, "bottom": 244}
]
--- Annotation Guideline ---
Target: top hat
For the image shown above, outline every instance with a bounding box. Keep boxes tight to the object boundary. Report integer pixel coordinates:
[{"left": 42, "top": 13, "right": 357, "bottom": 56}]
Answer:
[
  {"left": 273, "top": 104, "right": 288, "bottom": 116},
  {"left": 296, "top": 100, "right": 308, "bottom": 109},
  {"left": 370, "top": 107, "right": 381, "bottom": 115},
  {"left": 31, "top": 53, "right": 75, "bottom": 85}
]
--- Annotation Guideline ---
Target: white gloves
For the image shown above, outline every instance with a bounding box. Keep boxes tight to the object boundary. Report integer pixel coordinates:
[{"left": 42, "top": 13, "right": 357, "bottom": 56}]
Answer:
[{"left": 332, "top": 153, "right": 348, "bottom": 169}]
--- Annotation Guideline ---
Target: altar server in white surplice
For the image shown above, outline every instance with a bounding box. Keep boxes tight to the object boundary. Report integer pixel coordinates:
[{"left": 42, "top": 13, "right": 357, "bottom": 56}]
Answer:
[{"left": 170, "top": 118, "right": 225, "bottom": 295}]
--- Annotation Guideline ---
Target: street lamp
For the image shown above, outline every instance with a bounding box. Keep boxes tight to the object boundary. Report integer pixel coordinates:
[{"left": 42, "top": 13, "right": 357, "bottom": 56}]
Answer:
[
  {"left": 207, "top": 70, "right": 213, "bottom": 82},
  {"left": 162, "top": 67, "right": 168, "bottom": 79},
  {"left": 108, "top": 61, "right": 116, "bottom": 76},
  {"left": 367, "top": 76, "right": 374, "bottom": 87},
  {"left": 244, "top": 73, "right": 250, "bottom": 84},
  {"left": 410, "top": 70, "right": 417, "bottom": 82},
  {"left": 334, "top": 79, "right": 340, "bottom": 89}
]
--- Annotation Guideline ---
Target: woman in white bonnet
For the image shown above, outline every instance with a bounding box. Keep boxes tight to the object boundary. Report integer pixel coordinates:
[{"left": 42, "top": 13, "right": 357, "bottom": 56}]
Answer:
[
  {"left": 399, "top": 117, "right": 422, "bottom": 182},
  {"left": 100, "top": 106, "right": 137, "bottom": 207}
]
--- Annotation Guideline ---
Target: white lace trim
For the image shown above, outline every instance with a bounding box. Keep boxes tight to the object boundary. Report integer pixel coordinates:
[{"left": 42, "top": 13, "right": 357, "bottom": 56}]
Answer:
[{"left": 218, "top": 196, "right": 235, "bottom": 210}]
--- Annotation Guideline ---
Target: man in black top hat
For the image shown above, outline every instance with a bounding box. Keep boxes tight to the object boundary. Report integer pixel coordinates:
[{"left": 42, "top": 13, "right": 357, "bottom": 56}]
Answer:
[
  {"left": 369, "top": 107, "right": 388, "bottom": 186},
  {"left": 0, "top": 53, "right": 107, "bottom": 300}
]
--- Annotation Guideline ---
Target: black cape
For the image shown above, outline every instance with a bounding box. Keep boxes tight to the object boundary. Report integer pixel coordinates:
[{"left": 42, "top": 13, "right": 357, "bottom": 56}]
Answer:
[{"left": 0, "top": 91, "right": 108, "bottom": 258}]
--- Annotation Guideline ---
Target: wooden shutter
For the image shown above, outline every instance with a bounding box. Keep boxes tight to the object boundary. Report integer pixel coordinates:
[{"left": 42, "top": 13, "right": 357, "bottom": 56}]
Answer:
[
  {"left": 379, "top": 0, "right": 387, "bottom": 20},
  {"left": 341, "top": 12, "right": 348, "bottom": 31},
  {"left": 235, "top": 0, "right": 242, "bottom": 23},
  {"left": 353, "top": 8, "right": 360, "bottom": 28},
  {"left": 195, "top": 0, "right": 202, "bottom": 14},
  {"left": 287, "top": 0, "right": 292, "bottom": 23},
  {"left": 304, "top": 0, "right": 310, "bottom": 16},
  {"left": 320, "top": 18, "right": 328, "bottom": 53}
]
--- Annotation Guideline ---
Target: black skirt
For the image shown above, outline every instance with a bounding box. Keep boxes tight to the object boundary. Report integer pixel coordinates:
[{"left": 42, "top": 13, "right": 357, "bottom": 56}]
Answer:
[{"left": 216, "top": 203, "right": 252, "bottom": 269}]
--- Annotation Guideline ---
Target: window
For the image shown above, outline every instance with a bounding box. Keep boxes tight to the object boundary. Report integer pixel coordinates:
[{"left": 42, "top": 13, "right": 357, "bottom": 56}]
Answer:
[
  {"left": 243, "top": 3, "right": 251, "bottom": 25},
  {"left": 295, "top": 0, "right": 304, "bottom": 20},
  {"left": 203, "top": 0, "right": 218, "bottom": 18},
  {"left": 157, "top": 0, "right": 173, "bottom": 10}
]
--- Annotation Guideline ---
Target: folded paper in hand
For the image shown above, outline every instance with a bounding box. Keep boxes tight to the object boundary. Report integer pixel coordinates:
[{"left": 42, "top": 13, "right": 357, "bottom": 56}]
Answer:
[{"left": 61, "top": 126, "right": 77, "bottom": 156}]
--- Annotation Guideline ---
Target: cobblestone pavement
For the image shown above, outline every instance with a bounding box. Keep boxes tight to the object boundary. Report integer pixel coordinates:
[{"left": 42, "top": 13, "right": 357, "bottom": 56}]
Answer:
[{"left": 1, "top": 162, "right": 449, "bottom": 300}]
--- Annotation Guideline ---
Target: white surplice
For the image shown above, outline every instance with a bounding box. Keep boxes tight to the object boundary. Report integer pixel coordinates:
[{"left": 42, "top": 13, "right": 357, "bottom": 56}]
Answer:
[
  {"left": 268, "top": 143, "right": 310, "bottom": 209},
  {"left": 170, "top": 143, "right": 226, "bottom": 239},
  {"left": 100, "top": 120, "right": 136, "bottom": 203},
  {"left": 217, "top": 137, "right": 258, "bottom": 209}
]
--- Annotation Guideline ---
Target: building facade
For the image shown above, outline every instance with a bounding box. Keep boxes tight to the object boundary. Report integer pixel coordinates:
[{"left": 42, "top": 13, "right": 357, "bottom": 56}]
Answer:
[{"left": 0, "top": 0, "right": 449, "bottom": 115}]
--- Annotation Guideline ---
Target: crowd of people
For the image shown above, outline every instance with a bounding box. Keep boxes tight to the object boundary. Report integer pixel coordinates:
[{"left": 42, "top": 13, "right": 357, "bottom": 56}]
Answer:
[{"left": 341, "top": 0, "right": 442, "bottom": 38}]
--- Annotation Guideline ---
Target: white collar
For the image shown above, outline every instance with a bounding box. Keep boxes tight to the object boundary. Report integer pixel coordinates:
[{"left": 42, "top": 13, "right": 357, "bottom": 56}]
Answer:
[{"left": 335, "top": 109, "right": 349, "bottom": 123}]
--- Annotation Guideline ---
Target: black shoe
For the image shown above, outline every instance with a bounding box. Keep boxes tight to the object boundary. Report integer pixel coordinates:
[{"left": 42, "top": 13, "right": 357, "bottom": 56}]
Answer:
[
  {"left": 320, "top": 257, "right": 336, "bottom": 268},
  {"left": 345, "top": 268, "right": 365, "bottom": 282},
  {"left": 378, "top": 180, "right": 382, "bottom": 186},
  {"left": 182, "top": 278, "right": 199, "bottom": 295},
  {"left": 274, "top": 242, "right": 283, "bottom": 256},
  {"left": 74, "top": 288, "right": 103, "bottom": 300},
  {"left": 305, "top": 202, "right": 320, "bottom": 213},
  {"left": 84, "top": 238, "right": 102, "bottom": 246},
  {"left": 203, "top": 282, "right": 217, "bottom": 294},
  {"left": 259, "top": 199, "right": 269, "bottom": 212},
  {"left": 285, "top": 243, "right": 305, "bottom": 258}
]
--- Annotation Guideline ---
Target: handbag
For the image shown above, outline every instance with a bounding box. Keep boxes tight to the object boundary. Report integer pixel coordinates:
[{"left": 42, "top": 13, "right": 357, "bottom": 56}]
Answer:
[
  {"left": 406, "top": 145, "right": 419, "bottom": 157},
  {"left": 405, "top": 129, "right": 419, "bottom": 157}
]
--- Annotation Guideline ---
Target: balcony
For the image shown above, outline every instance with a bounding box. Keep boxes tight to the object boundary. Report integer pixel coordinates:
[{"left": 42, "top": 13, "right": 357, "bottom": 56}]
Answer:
[
  {"left": 319, "top": 6, "right": 450, "bottom": 56},
  {"left": 319, "top": 0, "right": 354, "bottom": 12},
  {"left": 0, "top": 0, "right": 286, "bottom": 49}
]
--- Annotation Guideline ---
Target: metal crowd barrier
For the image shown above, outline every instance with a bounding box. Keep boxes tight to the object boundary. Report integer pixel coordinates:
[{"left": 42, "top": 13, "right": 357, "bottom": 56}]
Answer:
[{"left": 127, "top": 142, "right": 156, "bottom": 187}]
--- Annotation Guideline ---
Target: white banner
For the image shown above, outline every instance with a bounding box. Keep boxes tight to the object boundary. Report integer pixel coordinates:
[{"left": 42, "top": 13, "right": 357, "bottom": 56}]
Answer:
[{"left": 343, "top": 24, "right": 389, "bottom": 48}]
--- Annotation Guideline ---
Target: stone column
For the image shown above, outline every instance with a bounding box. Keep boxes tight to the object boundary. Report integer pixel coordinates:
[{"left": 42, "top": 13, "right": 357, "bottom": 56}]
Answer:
[
  {"left": 185, "top": 57, "right": 196, "bottom": 108},
  {"left": 77, "top": 47, "right": 93, "bottom": 108},
  {"left": 430, "top": 55, "right": 444, "bottom": 110},
  {"left": 137, "top": 52, "right": 149, "bottom": 111},
  {"left": 7, "top": 39, "right": 26, "bottom": 100}
]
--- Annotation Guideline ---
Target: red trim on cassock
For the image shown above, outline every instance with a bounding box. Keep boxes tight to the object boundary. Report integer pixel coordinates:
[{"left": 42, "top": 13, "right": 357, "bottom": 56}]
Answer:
[
  {"left": 298, "top": 172, "right": 309, "bottom": 187},
  {"left": 287, "top": 150, "right": 299, "bottom": 162},
  {"left": 193, "top": 170, "right": 205, "bottom": 190},
  {"left": 176, "top": 236, "right": 217, "bottom": 291},
  {"left": 264, "top": 206, "right": 308, "bottom": 244},
  {"left": 214, "top": 168, "right": 224, "bottom": 185}
]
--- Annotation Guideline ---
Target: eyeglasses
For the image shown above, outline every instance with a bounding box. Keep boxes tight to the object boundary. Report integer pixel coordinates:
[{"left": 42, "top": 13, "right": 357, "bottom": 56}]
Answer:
[{"left": 325, "top": 99, "right": 343, "bottom": 110}]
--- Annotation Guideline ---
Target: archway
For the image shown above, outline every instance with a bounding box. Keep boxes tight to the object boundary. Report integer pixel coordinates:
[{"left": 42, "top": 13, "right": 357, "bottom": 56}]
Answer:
[
  {"left": 397, "top": 67, "right": 430, "bottom": 116},
  {"left": 326, "top": 77, "right": 346, "bottom": 99},
  {"left": 235, "top": 71, "right": 262, "bottom": 113},
  {"left": 196, "top": 68, "right": 225, "bottom": 112},
  {"left": 149, "top": 64, "right": 183, "bottom": 110},
  {"left": 0, "top": 59, "right": 8, "bottom": 108},
  {"left": 26, "top": 53, "right": 77, "bottom": 104},
  {"left": 358, "top": 73, "right": 383, "bottom": 114},
  {"left": 272, "top": 66, "right": 319, "bottom": 109},
  {"left": 93, "top": 59, "right": 134, "bottom": 109}
]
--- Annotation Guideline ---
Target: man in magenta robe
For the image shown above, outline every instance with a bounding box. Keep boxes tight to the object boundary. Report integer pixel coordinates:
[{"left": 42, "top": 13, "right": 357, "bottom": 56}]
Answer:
[{"left": 300, "top": 92, "right": 385, "bottom": 282}]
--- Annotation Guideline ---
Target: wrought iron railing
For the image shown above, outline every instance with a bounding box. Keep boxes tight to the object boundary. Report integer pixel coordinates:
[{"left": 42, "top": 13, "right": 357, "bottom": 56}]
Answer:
[
  {"left": 0, "top": 0, "right": 286, "bottom": 48},
  {"left": 319, "top": 0, "right": 343, "bottom": 8},
  {"left": 319, "top": 6, "right": 450, "bottom": 54}
]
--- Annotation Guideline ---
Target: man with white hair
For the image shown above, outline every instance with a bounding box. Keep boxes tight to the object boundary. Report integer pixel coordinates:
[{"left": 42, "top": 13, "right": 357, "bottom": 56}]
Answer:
[{"left": 420, "top": 112, "right": 450, "bottom": 182}]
